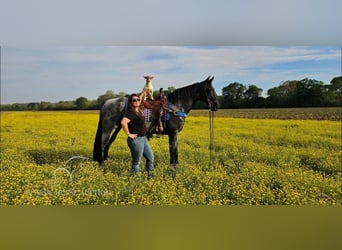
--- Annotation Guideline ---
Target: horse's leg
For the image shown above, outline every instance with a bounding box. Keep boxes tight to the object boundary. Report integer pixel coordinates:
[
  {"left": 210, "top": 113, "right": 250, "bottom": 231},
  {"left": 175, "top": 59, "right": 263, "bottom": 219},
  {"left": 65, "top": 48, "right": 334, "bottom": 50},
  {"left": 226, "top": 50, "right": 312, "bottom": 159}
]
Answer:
[
  {"left": 101, "top": 108, "right": 121, "bottom": 160},
  {"left": 93, "top": 113, "right": 104, "bottom": 163},
  {"left": 168, "top": 131, "right": 179, "bottom": 166},
  {"left": 147, "top": 123, "right": 155, "bottom": 139},
  {"left": 94, "top": 112, "right": 121, "bottom": 163},
  {"left": 103, "top": 124, "right": 121, "bottom": 161},
  {"left": 101, "top": 129, "right": 112, "bottom": 161}
]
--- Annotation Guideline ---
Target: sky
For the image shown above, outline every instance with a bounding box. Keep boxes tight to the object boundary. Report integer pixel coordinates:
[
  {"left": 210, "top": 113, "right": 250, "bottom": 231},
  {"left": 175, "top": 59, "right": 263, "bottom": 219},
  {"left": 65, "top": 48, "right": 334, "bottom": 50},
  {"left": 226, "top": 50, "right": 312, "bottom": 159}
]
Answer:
[
  {"left": 1, "top": 46, "right": 341, "bottom": 104},
  {"left": 1, "top": 0, "right": 342, "bottom": 104}
]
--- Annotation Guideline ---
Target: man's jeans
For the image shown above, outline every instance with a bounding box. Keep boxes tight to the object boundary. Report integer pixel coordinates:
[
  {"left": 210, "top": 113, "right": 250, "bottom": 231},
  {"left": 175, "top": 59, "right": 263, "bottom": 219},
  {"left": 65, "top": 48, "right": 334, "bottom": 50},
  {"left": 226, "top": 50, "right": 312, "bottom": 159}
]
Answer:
[{"left": 127, "top": 136, "right": 154, "bottom": 174}]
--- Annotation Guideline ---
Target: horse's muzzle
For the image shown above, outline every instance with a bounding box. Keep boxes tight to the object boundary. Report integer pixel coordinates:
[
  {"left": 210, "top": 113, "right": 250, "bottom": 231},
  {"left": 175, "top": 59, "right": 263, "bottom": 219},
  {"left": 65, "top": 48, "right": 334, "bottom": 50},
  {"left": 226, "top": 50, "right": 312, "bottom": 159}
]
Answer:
[{"left": 210, "top": 101, "right": 219, "bottom": 111}]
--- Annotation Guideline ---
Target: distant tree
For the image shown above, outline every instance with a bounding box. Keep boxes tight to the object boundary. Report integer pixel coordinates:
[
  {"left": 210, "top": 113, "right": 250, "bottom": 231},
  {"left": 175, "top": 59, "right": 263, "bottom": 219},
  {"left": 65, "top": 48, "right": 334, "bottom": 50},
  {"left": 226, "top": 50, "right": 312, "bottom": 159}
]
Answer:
[
  {"left": 324, "top": 76, "right": 342, "bottom": 106},
  {"left": 97, "top": 90, "right": 115, "bottom": 105},
  {"left": 244, "top": 85, "right": 262, "bottom": 100},
  {"left": 87, "top": 99, "right": 101, "bottom": 109},
  {"left": 294, "top": 78, "right": 325, "bottom": 107},
  {"left": 267, "top": 80, "right": 297, "bottom": 107},
  {"left": 243, "top": 85, "right": 263, "bottom": 107},
  {"left": 330, "top": 76, "right": 342, "bottom": 91},
  {"left": 75, "top": 97, "right": 88, "bottom": 109},
  {"left": 54, "top": 101, "right": 75, "bottom": 110},
  {"left": 117, "top": 91, "right": 128, "bottom": 97},
  {"left": 28, "top": 102, "right": 39, "bottom": 110},
  {"left": 167, "top": 86, "right": 176, "bottom": 93},
  {"left": 152, "top": 86, "right": 176, "bottom": 98},
  {"left": 39, "top": 102, "right": 52, "bottom": 110},
  {"left": 267, "top": 87, "right": 281, "bottom": 107},
  {"left": 222, "top": 82, "right": 246, "bottom": 108}
]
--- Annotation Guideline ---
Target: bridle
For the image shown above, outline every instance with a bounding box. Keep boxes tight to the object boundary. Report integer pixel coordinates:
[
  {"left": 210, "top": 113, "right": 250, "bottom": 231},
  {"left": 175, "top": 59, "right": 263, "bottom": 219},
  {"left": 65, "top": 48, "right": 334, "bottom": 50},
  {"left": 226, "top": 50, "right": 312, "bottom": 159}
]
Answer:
[{"left": 203, "top": 83, "right": 218, "bottom": 111}]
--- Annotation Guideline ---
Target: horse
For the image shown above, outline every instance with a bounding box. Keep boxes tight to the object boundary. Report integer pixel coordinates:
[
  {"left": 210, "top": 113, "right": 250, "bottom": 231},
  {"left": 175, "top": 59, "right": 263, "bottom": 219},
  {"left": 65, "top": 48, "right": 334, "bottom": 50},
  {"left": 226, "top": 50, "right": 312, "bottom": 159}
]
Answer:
[{"left": 93, "top": 76, "right": 219, "bottom": 166}]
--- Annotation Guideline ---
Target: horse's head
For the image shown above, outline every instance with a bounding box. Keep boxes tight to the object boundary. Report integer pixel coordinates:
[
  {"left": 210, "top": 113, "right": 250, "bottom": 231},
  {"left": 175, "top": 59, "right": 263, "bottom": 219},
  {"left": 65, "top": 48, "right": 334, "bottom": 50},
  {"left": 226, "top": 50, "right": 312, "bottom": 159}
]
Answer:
[{"left": 202, "top": 76, "right": 219, "bottom": 111}]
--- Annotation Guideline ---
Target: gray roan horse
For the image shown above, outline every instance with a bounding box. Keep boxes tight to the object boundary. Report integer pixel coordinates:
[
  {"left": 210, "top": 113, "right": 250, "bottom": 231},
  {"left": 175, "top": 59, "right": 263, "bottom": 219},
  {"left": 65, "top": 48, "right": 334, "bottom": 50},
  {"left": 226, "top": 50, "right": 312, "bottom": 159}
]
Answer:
[{"left": 93, "top": 76, "right": 219, "bottom": 166}]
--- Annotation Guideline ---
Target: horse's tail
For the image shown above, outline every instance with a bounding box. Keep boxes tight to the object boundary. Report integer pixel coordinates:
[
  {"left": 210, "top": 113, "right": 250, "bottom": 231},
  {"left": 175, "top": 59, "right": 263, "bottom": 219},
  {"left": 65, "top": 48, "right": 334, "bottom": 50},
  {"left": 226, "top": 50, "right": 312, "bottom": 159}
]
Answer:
[{"left": 93, "top": 112, "right": 103, "bottom": 163}]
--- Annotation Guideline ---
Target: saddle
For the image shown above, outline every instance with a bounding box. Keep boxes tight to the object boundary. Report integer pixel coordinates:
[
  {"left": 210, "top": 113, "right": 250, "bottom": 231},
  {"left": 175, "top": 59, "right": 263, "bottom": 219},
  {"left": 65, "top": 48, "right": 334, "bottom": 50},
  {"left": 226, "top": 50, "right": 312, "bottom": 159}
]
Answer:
[
  {"left": 142, "top": 88, "right": 167, "bottom": 139},
  {"left": 142, "top": 88, "right": 187, "bottom": 139}
]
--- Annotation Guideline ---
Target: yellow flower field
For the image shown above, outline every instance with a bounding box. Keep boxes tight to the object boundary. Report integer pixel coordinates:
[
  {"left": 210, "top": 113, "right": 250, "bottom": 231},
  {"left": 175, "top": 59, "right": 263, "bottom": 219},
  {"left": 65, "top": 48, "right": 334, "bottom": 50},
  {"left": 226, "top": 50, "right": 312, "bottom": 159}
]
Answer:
[{"left": 0, "top": 110, "right": 341, "bottom": 205}]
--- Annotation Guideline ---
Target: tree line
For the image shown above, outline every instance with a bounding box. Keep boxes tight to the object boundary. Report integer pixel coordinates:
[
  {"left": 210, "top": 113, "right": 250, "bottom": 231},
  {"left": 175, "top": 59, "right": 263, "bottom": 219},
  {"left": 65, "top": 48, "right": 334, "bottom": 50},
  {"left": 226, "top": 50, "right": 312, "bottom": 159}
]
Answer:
[
  {"left": 220, "top": 76, "right": 341, "bottom": 108},
  {"left": 0, "top": 90, "right": 126, "bottom": 111},
  {"left": 1, "top": 76, "right": 341, "bottom": 111}
]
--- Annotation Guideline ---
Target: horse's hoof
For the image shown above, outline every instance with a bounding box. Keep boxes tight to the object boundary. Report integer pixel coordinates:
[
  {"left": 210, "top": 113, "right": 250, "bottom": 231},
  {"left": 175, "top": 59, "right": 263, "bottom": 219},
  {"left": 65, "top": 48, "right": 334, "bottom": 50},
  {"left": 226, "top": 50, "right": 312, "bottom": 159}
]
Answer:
[{"left": 169, "top": 164, "right": 178, "bottom": 169}]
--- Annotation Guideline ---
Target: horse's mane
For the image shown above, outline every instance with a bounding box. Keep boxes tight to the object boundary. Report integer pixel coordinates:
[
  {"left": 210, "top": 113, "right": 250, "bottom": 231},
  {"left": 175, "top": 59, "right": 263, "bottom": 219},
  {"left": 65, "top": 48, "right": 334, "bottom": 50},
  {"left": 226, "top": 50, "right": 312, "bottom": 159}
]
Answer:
[{"left": 167, "top": 81, "right": 203, "bottom": 103}]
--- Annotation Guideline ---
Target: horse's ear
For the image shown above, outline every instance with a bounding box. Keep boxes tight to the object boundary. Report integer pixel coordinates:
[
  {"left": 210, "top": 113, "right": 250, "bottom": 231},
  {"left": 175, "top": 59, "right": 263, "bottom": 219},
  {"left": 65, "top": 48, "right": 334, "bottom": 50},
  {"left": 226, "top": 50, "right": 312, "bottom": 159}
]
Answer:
[
  {"left": 205, "top": 75, "right": 211, "bottom": 81},
  {"left": 209, "top": 76, "right": 214, "bottom": 82}
]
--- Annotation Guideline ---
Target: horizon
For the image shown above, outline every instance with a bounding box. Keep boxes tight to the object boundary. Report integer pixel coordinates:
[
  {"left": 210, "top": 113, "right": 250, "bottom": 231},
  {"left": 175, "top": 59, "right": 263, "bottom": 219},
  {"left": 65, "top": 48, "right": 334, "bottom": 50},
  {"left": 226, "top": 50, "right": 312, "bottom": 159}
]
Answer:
[{"left": 1, "top": 76, "right": 340, "bottom": 106}]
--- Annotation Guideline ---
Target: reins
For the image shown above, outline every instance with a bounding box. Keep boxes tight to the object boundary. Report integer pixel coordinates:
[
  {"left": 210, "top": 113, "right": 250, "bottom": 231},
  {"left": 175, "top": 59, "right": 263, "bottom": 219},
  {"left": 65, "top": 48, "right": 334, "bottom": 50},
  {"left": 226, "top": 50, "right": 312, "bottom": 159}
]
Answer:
[{"left": 209, "top": 110, "right": 214, "bottom": 167}]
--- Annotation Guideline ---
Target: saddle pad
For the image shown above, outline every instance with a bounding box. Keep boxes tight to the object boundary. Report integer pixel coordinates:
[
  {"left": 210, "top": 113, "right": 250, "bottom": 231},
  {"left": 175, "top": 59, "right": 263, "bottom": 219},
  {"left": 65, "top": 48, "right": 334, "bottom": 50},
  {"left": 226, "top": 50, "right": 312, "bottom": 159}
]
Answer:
[{"left": 144, "top": 109, "right": 152, "bottom": 122}]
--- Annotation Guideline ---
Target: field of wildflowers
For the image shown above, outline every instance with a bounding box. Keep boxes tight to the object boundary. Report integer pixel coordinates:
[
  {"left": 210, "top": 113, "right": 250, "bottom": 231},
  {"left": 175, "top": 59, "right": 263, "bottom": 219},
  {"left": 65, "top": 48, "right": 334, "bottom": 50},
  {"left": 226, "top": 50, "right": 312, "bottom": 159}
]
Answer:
[{"left": 1, "top": 108, "right": 341, "bottom": 205}]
